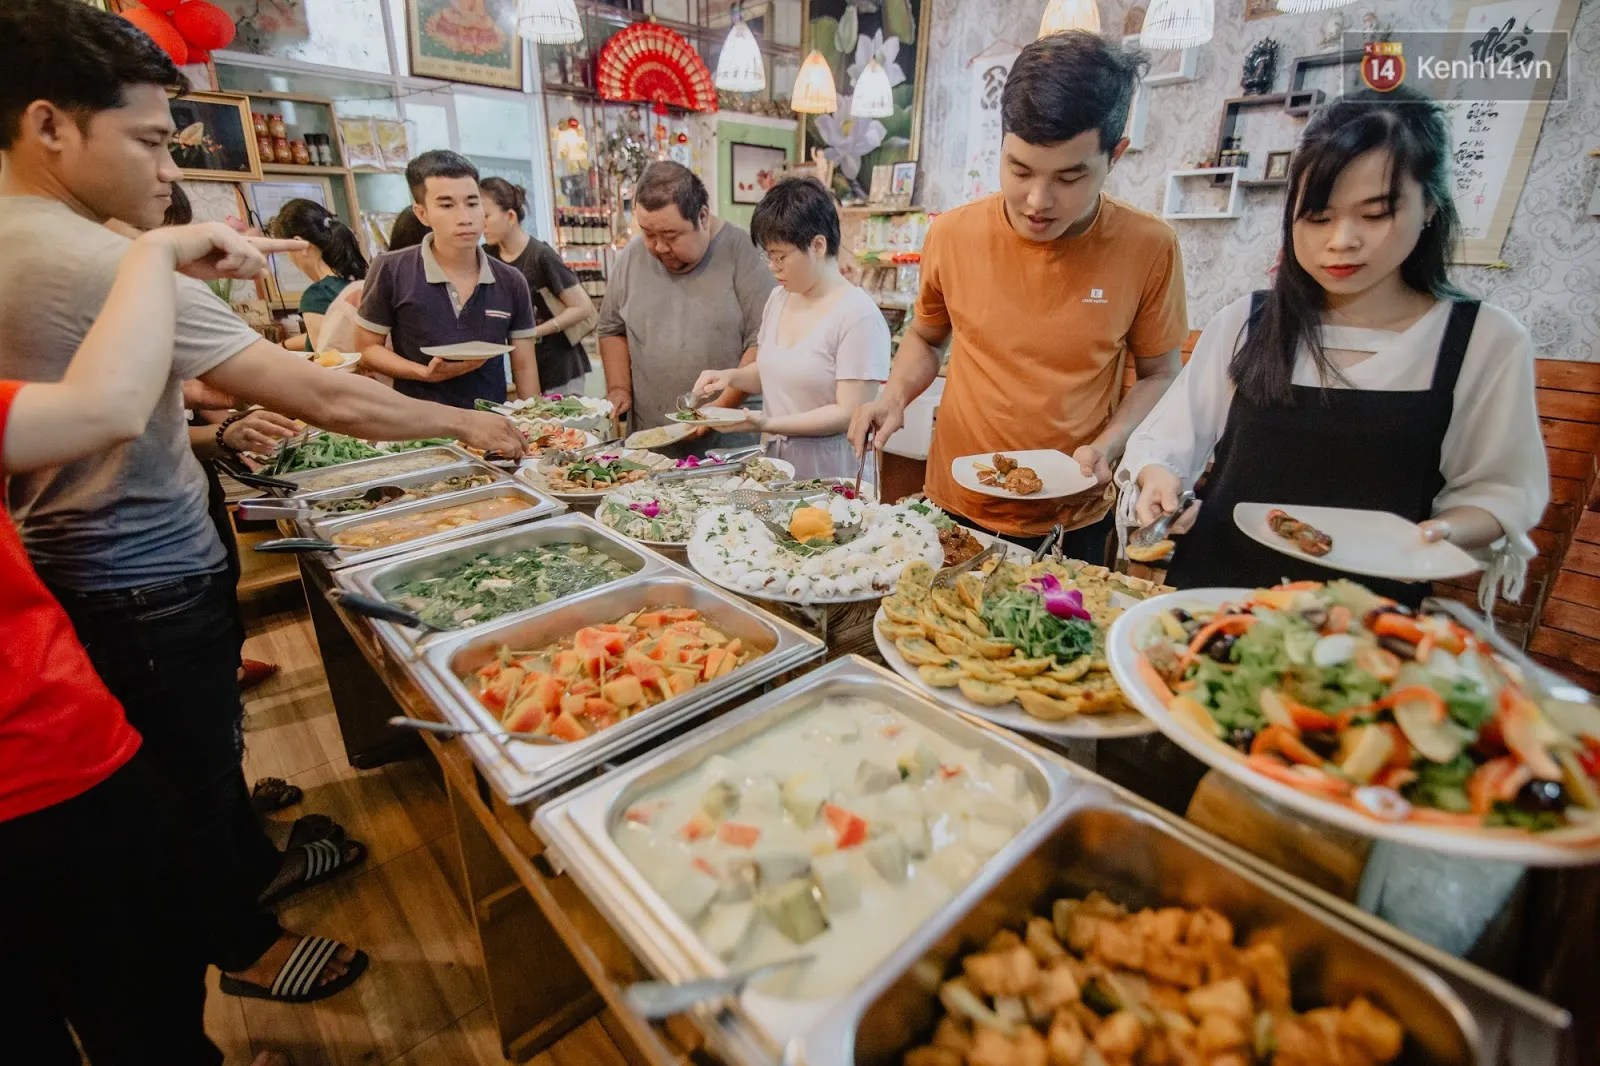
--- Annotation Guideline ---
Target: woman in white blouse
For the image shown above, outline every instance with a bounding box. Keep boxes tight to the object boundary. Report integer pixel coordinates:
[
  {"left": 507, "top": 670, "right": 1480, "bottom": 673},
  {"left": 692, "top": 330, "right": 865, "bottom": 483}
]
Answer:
[
  {"left": 1119, "top": 88, "right": 1546, "bottom": 605},
  {"left": 692, "top": 177, "right": 890, "bottom": 482}
]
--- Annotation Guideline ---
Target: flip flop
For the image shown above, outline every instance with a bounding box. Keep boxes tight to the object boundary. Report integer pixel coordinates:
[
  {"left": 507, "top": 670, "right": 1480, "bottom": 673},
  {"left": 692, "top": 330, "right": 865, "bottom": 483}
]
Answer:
[
  {"left": 218, "top": 936, "right": 369, "bottom": 1004},
  {"left": 284, "top": 814, "right": 346, "bottom": 851},
  {"left": 251, "top": 777, "right": 302, "bottom": 813},
  {"left": 259, "top": 838, "right": 368, "bottom": 907}
]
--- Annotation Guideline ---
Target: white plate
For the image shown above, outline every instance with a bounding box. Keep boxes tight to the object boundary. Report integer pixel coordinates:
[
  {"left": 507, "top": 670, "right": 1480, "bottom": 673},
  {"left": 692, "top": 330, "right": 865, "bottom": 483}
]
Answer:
[
  {"left": 420, "top": 341, "right": 514, "bottom": 360},
  {"left": 1234, "top": 503, "right": 1482, "bottom": 582},
  {"left": 1108, "top": 588, "right": 1600, "bottom": 866},
  {"left": 873, "top": 605, "right": 1156, "bottom": 740},
  {"left": 625, "top": 422, "right": 697, "bottom": 449},
  {"left": 669, "top": 407, "right": 751, "bottom": 425},
  {"left": 520, "top": 448, "right": 677, "bottom": 501},
  {"left": 309, "top": 351, "right": 361, "bottom": 372},
  {"left": 951, "top": 450, "right": 1097, "bottom": 500}
]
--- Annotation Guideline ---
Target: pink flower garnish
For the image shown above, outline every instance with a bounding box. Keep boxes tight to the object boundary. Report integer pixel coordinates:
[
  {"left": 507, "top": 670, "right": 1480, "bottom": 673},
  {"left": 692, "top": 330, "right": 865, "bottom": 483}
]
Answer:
[
  {"left": 628, "top": 500, "right": 661, "bottom": 518},
  {"left": 1024, "top": 574, "right": 1091, "bottom": 620}
]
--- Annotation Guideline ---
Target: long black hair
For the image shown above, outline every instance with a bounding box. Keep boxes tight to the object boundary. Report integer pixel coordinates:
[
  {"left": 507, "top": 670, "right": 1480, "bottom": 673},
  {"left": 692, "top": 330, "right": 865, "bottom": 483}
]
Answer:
[
  {"left": 1231, "top": 87, "right": 1463, "bottom": 405},
  {"left": 266, "top": 198, "right": 368, "bottom": 281},
  {"left": 479, "top": 176, "right": 528, "bottom": 223}
]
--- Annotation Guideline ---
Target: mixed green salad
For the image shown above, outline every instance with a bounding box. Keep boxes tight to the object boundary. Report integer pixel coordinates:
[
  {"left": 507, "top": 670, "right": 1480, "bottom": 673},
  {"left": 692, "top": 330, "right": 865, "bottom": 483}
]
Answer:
[
  {"left": 389, "top": 544, "right": 637, "bottom": 629},
  {"left": 265, "top": 433, "right": 382, "bottom": 474}
]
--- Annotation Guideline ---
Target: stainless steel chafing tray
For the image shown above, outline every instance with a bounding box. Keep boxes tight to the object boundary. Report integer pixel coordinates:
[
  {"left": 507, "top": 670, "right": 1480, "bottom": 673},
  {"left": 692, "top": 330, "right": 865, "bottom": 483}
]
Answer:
[
  {"left": 416, "top": 574, "right": 825, "bottom": 804},
  {"left": 295, "top": 480, "right": 561, "bottom": 570},
  {"left": 270, "top": 444, "right": 483, "bottom": 494},
  {"left": 804, "top": 802, "right": 1481, "bottom": 1066},
  {"left": 257, "top": 460, "right": 513, "bottom": 538},
  {"left": 533, "top": 656, "right": 1085, "bottom": 1057},
  {"left": 334, "top": 512, "right": 665, "bottom": 659}
]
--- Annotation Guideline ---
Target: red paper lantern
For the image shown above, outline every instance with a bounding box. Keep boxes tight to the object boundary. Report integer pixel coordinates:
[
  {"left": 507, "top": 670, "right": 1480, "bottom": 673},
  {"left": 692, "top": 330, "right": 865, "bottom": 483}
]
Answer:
[
  {"left": 144, "top": 0, "right": 184, "bottom": 12},
  {"left": 172, "top": 1, "right": 236, "bottom": 52},
  {"left": 188, "top": 48, "right": 211, "bottom": 65},
  {"left": 120, "top": 7, "right": 188, "bottom": 66}
]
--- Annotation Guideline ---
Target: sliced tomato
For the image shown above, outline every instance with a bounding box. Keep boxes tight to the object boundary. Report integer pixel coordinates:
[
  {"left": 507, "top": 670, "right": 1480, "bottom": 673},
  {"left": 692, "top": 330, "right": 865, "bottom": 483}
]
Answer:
[
  {"left": 822, "top": 803, "right": 868, "bottom": 849},
  {"left": 548, "top": 710, "right": 589, "bottom": 743}
]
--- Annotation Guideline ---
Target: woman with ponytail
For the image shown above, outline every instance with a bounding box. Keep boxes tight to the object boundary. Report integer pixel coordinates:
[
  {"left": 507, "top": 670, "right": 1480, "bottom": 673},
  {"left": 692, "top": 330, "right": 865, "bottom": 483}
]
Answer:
[
  {"left": 266, "top": 198, "right": 369, "bottom": 350},
  {"left": 1117, "top": 88, "right": 1546, "bottom": 607}
]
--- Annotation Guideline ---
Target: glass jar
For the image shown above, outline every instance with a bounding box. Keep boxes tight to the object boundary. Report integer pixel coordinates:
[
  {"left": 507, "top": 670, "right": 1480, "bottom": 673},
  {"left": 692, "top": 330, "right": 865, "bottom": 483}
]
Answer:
[
  {"left": 267, "top": 113, "right": 287, "bottom": 140},
  {"left": 252, "top": 112, "right": 269, "bottom": 137},
  {"left": 273, "top": 137, "right": 293, "bottom": 163},
  {"left": 290, "top": 140, "right": 311, "bottom": 166}
]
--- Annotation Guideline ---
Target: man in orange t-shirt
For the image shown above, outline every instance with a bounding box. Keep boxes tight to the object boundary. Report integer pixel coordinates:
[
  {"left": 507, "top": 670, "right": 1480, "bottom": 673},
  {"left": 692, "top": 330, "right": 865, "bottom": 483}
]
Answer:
[{"left": 850, "top": 32, "right": 1188, "bottom": 560}]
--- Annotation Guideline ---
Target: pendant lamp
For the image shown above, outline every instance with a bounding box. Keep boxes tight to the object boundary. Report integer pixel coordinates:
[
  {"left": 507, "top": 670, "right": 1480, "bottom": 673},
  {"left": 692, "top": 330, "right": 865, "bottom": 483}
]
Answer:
[
  {"left": 1039, "top": 0, "right": 1102, "bottom": 36},
  {"left": 516, "top": 0, "right": 583, "bottom": 44},
  {"left": 1274, "top": 0, "right": 1348, "bottom": 12},
  {"left": 714, "top": 17, "right": 766, "bottom": 92},
  {"left": 791, "top": 50, "right": 838, "bottom": 114},
  {"left": 850, "top": 57, "right": 894, "bottom": 118},
  {"left": 1140, "top": 0, "right": 1213, "bottom": 49}
]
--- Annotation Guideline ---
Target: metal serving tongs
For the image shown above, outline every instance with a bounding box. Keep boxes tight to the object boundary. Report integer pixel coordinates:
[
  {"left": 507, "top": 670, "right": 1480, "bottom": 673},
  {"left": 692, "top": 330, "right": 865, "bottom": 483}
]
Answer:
[
  {"left": 624, "top": 956, "right": 814, "bottom": 1020},
  {"left": 730, "top": 488, "right": 866, "bottom": 545},
  {"left": 1423, "top": 596, "right": 1593, "bottom": 704},
  {"left": 547, "top": 436, "right": 625, "bottom": 466},
  {"left": 931, "top": 537, "right": 1004, "bottom": 591},
  {"left": 647, "top": 447, "right": 764, "bottom": 484},
  {"left": 386, "top": 715, "right": 565, "bottom": 746},
  {"left": 1129, "top": 490, "right": 1197, "bottom": 551},
  {"left": 236, "top": 484, "right": 409, "bottom": 521},
  {"left": 325, "top": 589, "right": 449, "bottom": 633}
]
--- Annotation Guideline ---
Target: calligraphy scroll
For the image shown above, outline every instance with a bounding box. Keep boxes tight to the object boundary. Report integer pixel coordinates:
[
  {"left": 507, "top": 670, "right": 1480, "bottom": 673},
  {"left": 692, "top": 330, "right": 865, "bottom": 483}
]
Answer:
[{"left": 961, "top": 45, "right": 1020, "bottom": 203}]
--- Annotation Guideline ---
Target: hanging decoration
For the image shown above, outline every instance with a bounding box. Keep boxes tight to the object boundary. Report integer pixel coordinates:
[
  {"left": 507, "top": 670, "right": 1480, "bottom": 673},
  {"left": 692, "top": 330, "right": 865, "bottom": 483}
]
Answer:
[
  {"left": 1039, "top": 0, "right": 1102, "bottom": 36},
  {"left": 1140, "top": 0, "right": 1214, "bottom": 48},
  {"left": 714, "top": 16, "right": 767, "bottom": 92},
  {"left": 515, "top": 0, "right": 584, "bottom": 44},
  {"left": 850, "top": 57, "right": 894, "bottom": 118},
  {"left": 791, "top": 49, "right": 839, "bottom": 114},
  {"left": 120, "top": 1, "right": 236, "bottom": 67},
  {"left": 596, "top": 23, "right": 718, "bottom": 113},
  {"left": 554, "top": 117, "right": 589, "bottom": 165}
]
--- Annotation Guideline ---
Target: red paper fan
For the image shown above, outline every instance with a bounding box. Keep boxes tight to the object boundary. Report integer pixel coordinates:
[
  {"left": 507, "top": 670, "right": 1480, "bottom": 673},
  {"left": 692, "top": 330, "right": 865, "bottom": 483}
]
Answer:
[{"left": 597, "top": 23, "right": 718, "bottom": 113}]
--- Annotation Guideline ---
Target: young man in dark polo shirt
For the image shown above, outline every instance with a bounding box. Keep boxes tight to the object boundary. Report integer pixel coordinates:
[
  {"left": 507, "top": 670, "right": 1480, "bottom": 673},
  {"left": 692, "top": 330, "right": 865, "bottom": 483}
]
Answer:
[{"left": 354, "top": 150, "right": 539, "bottom": 408}]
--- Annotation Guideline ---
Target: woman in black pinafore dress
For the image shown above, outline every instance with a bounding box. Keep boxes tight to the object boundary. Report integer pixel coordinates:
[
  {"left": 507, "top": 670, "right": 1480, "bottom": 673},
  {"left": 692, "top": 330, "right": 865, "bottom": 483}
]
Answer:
[{"left": 1118, "top": 89, "right": 1547, "bottom": 606}]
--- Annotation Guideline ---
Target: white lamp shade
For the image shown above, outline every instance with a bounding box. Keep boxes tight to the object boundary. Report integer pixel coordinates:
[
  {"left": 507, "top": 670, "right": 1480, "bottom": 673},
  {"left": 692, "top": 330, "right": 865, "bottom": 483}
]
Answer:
[
  {"left": 791, "top": 50, "right": 839, "bottom": 114},
  {"left": 1039, "top": 0, "right": 1102, "bottom": 36},
  {"left": 1140, "top": 0, "right": 1213, "bottom": 48},
  {"left": 715, "top": 19, "right": 767, "bottom": 92},
  {"left": 516, "top": 0, "right": 583, "bottom": 44},
  {"left": 1275, "top": 0, "right": 1349, "bottom": 12},
  {"left": 850, "top": 58, "right": 894, "bottom": 118}
]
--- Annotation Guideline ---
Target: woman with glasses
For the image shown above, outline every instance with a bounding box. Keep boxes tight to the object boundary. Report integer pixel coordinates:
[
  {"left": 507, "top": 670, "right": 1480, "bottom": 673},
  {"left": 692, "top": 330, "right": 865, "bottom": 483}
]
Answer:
[{"left": 691, "top": 177, "right": 890, "bottom": 482}]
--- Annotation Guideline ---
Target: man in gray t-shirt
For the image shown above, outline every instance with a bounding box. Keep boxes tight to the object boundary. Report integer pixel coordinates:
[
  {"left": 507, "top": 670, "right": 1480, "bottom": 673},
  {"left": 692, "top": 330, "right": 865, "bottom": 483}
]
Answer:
[{"left": 598, "top": 161, "right": 774, "bottom": 434}]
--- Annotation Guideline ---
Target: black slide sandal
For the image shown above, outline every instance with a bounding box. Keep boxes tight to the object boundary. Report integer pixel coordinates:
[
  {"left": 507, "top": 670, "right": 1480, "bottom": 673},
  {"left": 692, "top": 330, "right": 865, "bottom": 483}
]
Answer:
[
  {"left": 219, "top": 936, "right": 369, "bottom": 1004},
  {"left": 284, "top": 814, "right": 346, "bottom": 851},
  {"left": 251, "top": 777, "right": 303, "bottom": 814},
  {"left": 259, "top": 838, "right": 368, "bottom": 907}
]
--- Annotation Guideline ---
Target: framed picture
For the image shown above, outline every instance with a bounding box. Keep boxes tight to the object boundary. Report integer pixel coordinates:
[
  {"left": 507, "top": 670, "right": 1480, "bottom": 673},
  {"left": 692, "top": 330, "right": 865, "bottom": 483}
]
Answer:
[
  {"left": 1244, "top": 0, "right": 1281, "bottom": 20},
  {"left": 168, "top": 91, "right": 262, "bottom": 182},
  {"left": 407, "top": 0, "right": 523, "bottom": 89},
  {"left": 1125, "top": 34, "right": 1200, "bottom": 86},
  {"left": 889, "top": 161, "right": 917, "bottom": 207},
  {"left": 1264, "top": 150, "right": 1293, "bottom": 182},
  {"left": 243, "top": 178, "right": 335, "bottom": 305},
  {"left": 867, "top": 163, "right": 895, "bottom": 205},
  {"left": 730, "top": 142, "right": 788, "bottom": 205}
]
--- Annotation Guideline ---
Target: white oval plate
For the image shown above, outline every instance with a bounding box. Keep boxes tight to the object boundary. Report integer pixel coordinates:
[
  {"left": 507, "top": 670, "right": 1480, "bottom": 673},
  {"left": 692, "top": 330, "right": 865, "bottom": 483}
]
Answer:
[
  {"left": 626, "top": 422, "right": 698, "bottom": 449},
  {"left": 951, "top": 450, "right": 1097, "bottom": 500},
  {"left": 420, "top": 341, "right": 514, "bottom": 360},
  {"left": 873, "top": 606, "right": 1155, "bottom": 740},
  {"left": 1233, "top": 503, "right": 1481, "bottom": 582},
  {"left": 669, "top": 407, "right": 753, "bottom": 425},
  {"left": 309, "top": 351, "right": 362, "bottom": 372},
  {"left": 1108, "top": 587, "right": 1600, "bottom": 866}
]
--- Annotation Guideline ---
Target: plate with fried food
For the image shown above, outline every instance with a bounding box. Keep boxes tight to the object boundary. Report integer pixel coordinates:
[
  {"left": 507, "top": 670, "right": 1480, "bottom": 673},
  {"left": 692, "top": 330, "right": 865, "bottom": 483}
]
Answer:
[
  {"left": 952, "top": 450, "right": 1097, "bottom": 500},
  {"left": 873, "top": 555, "right": 1164, "bottom": 739},
  {"left": 309, "top": 350, "right": 362, "bottom": 372},
  {"left": 1234, "top": 503, "right": 1480, "bottom": 582}
]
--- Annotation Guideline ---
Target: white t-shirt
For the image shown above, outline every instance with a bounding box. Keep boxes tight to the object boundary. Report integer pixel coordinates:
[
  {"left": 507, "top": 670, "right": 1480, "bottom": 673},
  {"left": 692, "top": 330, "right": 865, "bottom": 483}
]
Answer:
[
  {"left": 1117, "top": 294, "right": 1549, "bottom": 542},
  {"left": 756, "top": 284, "right": 890, "bottom": 481}
]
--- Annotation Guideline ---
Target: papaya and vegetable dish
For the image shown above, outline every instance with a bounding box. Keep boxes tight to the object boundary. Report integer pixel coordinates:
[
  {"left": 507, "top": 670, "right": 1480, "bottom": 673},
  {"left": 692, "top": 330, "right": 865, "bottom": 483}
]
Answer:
[
  {"left": 905, "top": 891, "right": 1404, "bottom": 1066},
  {"left": 466, "top": 607, "right": 762, "bottom": 743},
  {"left": 1137, "top": 580, "right": 1600, "bottom": 842}
]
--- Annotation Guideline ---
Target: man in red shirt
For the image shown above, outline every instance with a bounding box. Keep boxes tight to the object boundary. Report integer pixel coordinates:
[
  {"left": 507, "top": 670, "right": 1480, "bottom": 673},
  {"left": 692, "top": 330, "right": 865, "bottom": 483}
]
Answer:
[{"left": 0, "top": 221, "right": 320, "bottom": 1064}]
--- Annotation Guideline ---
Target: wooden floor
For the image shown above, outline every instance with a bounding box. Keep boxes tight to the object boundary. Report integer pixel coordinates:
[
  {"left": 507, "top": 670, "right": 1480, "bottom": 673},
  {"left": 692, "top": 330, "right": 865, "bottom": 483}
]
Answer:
[{"left": 216, "top": 585, "right": 628, "bottom": 1066}]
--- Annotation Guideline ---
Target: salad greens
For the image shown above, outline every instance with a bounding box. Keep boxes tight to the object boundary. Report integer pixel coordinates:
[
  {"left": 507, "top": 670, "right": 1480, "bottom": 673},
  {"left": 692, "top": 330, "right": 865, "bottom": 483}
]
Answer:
[
  {"left": 559, "top": 455, "right": 649, "bottom": 487},
  {"left": 390, "top": 544, "right": 636, "bottom": 629},
  {"left": 981, "top": 586, "right": 1096, "bottom": 663},
  {"left": 266, "top": 433, "right": 382, "bottom": 474},
  {"left": 381, "top": 437, "right": 456, "bottom": 452},
  {"left": 1404, "top": 754, "right": 1474, "bottom": 813}
]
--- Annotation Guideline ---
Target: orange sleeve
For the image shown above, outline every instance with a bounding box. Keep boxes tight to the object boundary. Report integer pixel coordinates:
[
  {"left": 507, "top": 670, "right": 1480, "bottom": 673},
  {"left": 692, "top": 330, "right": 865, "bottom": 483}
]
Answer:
[
  {"left": 912, "top": 215, "right": 951, "bottom": 331},
  {"left": 1125, "top": 230, "right": 1189, "bottom": 359},
  {"left": 0, "top": 380, "right": 22, "bottom": 446}
]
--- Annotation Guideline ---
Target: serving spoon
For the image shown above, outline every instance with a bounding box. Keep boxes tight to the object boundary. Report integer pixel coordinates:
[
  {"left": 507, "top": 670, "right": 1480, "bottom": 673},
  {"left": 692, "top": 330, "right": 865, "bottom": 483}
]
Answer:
[
  {"left": 386, "top": 716, "right": 565, "bottom": 746},
  {"left": 624, "top": 956, "right": 815, "bottom": 1019}
]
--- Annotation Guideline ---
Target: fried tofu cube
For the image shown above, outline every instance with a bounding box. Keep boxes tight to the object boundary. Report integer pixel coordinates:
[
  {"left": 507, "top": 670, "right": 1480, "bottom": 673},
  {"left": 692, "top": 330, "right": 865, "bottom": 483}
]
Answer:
[
  {"left": 1092, "top": 1010, "right": 1144, "bottom": 1061},
  {"left": 932, "top": 1016, "right": 972, "bottom": 1055},
  {"left": 903, "top": 1048, "right": 960, "bottom": 1066},
  {"left": 1338, "top": 997, "right": 1405, "bottom": 1063},
  {"left": 1145, "top": 942, "right": 1206, "bottom": 990},
  {"left": 1240, "top": 941, "right": 1291, "bottom": 1011},
  {"left": 1194, "top": 1012, "right": 1249, "bottom": 1056},
  {"left": 1093, "top": 919, "right": 1146, "bottom": 971},
  {"left": 1184, "top": 908, "right": 1235, "bottom": 951},
  {"left": 1184, "top": 978, "right": 1253, "bottom": 1025},
  {"left": 969, "top": 1026, "right": 1047, "bottom": 1066},
  {"left": 964, "top": 944, "right": 1041, "bottom": 999},
  {"left": 1026, "top": 960, "right": 1081, "bottom": 1018},
  {"left": 1025, "top": 915, "right": 1067, "bottom": 964},
  {"left": 1047, "top": 1010, "right": 1086, "bottom": 1066}
]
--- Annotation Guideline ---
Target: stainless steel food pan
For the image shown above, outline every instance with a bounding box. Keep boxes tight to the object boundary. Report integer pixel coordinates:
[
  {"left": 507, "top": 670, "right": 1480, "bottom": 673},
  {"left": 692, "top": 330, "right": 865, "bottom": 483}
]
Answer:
[
  {"left": 269, "top": 460, "right": 511, "bottom": 539},
  {"left": 300, "top": 480, "right": 560, "bottom": 570},
  {"left": 272, "top": 444, "right": 482, "bottom": 493}
]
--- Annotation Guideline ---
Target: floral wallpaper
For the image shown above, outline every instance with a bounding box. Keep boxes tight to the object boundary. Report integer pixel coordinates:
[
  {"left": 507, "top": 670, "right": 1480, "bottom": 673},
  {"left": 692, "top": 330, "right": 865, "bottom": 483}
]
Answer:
[{"left": 919, "top": 0, "right": 1599, "bottom": 361}]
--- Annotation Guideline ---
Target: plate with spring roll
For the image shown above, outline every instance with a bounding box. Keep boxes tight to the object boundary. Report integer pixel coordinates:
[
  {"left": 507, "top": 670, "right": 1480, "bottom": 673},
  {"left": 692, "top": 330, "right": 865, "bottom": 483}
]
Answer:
[{"left": 1233, "top": 503, "right": 1481, "bottom": 582}]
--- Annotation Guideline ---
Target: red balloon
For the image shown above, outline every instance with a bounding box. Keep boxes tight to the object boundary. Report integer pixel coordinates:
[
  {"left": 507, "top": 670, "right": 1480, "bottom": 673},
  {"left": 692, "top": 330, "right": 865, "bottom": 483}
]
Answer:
[
  {"left": 171, "top": 1, "right": 236, "bottom": 52},
  {"left": 144, "top": 0, "right": 183, "bottom": 12},
  {"left": 120, "top": 7, "right": 188, "bottom": 67},
  {"left": 188, "top": 48, "right": 211, "bottom": 65}
]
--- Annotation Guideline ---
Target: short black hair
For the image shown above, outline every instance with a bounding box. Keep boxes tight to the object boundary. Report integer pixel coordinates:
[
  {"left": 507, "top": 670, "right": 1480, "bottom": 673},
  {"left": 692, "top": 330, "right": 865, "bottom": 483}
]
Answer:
[
  {"left": 388, "top": 208, "right": 430, "bottom": 251},
  {"left": 750, "top": 177, "right": 839, "bottom": 257},
  {"left": 0, "top": 0, "right": 188, "bottom": 151},
  {"left": 405, "top": 149, "right": 480, "bottom": 203},
  {"left": 479, "top": 176, "right": 528, "bottom": 222},
  {"left": 1001, "top": 31, "right": 1147, "bottom": 154},
  {"left": 635, "top": 161, "right": 709, "bottom": 226}
]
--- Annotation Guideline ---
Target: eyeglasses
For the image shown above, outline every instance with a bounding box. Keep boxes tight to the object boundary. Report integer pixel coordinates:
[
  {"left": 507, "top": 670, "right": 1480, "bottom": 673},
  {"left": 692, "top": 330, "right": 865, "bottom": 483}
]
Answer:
[{"left": 761, "top": 247, "right": 800, "bottom": 266}]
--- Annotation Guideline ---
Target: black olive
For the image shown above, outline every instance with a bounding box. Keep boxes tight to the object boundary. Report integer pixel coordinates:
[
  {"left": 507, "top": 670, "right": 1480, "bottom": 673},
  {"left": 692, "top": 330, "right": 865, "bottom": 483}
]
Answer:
[
  {"left": 1379, "top": 635, "right": 1419, "bottom": 660},
  {"left": 1228, "top": 727, "right": 1256, "bottom": 751},
  {"left": 1515, "top": 778, "right": 1567, "bottom": 813},
  {"left": 1207, "top": 633, "right": 1239, "bottom": 662},
  {"left": 1301, "top": 731, "right": 1340, "bottom": 759},
  {"left": 1170, "top": 608, "right": 1192, "bottom": 624}
]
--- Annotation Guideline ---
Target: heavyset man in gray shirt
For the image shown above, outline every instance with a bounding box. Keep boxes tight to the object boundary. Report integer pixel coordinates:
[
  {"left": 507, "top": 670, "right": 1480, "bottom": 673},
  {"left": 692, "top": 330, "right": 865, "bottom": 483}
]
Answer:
[{"left": 598, "top": 161, "right": 775, "bottom": 436}]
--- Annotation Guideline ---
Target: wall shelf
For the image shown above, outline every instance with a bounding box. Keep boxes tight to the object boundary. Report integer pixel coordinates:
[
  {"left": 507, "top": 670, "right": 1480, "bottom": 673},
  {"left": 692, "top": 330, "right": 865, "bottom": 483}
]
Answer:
[
  {"left": 1240, "top": 178, "right": 1288, "bottom": 189},
  {"left": 263, "top": 162, "right": 351, "bottom": 177},
  {"left": 1163, "top": 167, "right": 1244, "bottom": 220}
]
